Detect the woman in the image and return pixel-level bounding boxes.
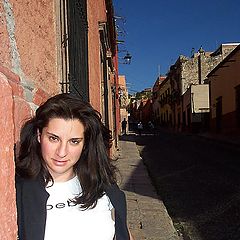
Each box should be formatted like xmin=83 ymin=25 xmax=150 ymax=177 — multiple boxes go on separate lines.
xmin=16 ymin=93 xmax=133 ymax=240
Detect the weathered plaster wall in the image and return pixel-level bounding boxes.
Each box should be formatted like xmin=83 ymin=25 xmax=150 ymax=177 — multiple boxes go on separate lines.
xmin=0 ymin=0 xmax=62 ymax=135
xmin=1 ymin=0 xmax=60 ymax=103
xmin=0 ymin=72 xmax=17 ymax=240
xmin=0 ymin=2 xmax=11 ymax=68
xmin=0 ymin=1 xmax=61 ymax=238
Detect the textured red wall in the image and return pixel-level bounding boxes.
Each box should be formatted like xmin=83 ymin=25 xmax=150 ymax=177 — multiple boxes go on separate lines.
xmin=0 ymin=1 xmax=60 ymax=238
xmin=87 ymin=0 xmax=106 ymax=111
xmin=11 ymin=0 xmax=59 ymax=94
xmin=0 ymin=72 xmax=18 ymax=239
xmin=0 ymin=0 xmax=61 ymax=139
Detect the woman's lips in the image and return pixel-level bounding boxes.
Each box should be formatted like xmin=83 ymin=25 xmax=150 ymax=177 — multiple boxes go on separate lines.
xmin=52 ymin=159 xmax=68 ymax=166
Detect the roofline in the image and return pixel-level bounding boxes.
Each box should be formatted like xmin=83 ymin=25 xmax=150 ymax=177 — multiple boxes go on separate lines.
xmin=160 ymin=76 xmax=170 ymax=86
xmin=207 ymin=44 xmax=240 ymax=78
xmin=221 ymin=43 xmax=240 ymax=46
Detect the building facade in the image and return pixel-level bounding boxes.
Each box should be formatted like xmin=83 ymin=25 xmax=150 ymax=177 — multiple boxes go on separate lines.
xmin=182 ymin=84 xmax=210 ymax=132
xmin=138 ymin=98 xmax=153 ymax=125
xmin=157 ymin=77 xmax=172 ymax=127
xmin=118 ymin=75 xmax=129 ymax=127
xmin=169 ymin=44 xmax=239 ymax=131
xmin=208 ymin=44 xmax=240 ymax=134
xmin=152 ymin=76 xmax=166 ymax=125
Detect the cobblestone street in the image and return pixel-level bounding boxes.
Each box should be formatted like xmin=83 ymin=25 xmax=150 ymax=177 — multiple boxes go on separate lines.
xmin=134 ymin=129 xmax=240 ymax=240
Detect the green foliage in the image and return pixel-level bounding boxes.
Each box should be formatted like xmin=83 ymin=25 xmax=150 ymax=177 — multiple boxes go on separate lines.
xmin=135 ymin=90 xmax=152 ymax=100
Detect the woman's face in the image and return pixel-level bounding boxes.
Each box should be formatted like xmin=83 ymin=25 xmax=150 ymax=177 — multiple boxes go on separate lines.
xmin=38 ymin=118 xmax=85 ymax=182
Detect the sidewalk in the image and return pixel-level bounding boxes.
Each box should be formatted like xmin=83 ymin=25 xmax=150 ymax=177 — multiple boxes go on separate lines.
xmin=116 ymin=135 xmax=182 ymax=240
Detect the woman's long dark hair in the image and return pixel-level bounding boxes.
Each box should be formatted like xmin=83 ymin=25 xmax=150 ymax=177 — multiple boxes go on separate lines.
xmin=16 ymin=93 xmax=116 ymax=209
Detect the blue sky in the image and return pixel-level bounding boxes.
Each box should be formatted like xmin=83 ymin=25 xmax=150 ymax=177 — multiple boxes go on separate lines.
xmin=113 ymin=0 xmax=240 ymax=93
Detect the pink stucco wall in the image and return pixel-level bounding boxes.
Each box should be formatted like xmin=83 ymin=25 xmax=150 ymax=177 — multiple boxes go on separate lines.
xmin=0 ymin=0 xmax=61 ymax=142
xmin=0 ymin=72 xmax=18 ymax=239
xmin=12 ymin=0 xmax=59 ymax=93
xmin=0 ymin=1 xmax=61 ymax=238
xmin=87 ymin=0 xmax=107 ymax=111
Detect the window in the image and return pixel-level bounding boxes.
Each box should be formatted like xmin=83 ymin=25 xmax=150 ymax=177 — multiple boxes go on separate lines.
xmin=59 ymin=0 xmax=89 ymax=101
xmin=167 ymin=88 xmax=170 ymax=95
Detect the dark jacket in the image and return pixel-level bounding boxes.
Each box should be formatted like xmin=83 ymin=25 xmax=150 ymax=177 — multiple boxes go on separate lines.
xmin=16 ymin=176 xmax=130 ymax=240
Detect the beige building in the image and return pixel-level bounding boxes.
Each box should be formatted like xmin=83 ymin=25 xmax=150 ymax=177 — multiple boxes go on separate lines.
xmin=208 ymin=44 xmax=240 ymax=134
xmin=158 ymin=77 xmax=172 ymax=126
xmin=182 ymin=84 xmax=210 ymax=131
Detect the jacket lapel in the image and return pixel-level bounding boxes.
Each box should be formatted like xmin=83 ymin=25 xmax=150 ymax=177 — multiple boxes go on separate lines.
xmin=105 ymin=184 xmax=130 ymax=240
xmin=22 ymin=177 xmax=49 ymax=240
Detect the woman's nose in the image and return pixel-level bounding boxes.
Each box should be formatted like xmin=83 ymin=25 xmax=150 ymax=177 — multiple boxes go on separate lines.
xmin=56 ymin=142 xmax=68 ymax=157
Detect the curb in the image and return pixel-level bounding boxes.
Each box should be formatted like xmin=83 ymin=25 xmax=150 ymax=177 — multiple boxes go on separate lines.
xmin=117 ymin=138 xmax=182 ymax=240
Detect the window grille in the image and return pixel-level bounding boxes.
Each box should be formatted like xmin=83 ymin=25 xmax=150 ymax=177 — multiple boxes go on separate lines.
xmin=59 ymin=0 xmax=89 ymax=101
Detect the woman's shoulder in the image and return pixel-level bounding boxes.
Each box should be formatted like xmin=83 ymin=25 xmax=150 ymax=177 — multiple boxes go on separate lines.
xmin=15 ymin=175 xmax=24 ymax=186
xmin=15 ymin=174 xmax=45 ymax=189
xmin=105 ymin=183 xmax=123 ymax=194
xmin=105 ymin=183 xmax=126 ymax=207
xmin=15 ymin=174 xmax=49 ymax=204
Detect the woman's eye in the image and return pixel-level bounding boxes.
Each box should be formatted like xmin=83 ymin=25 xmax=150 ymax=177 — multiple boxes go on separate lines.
xmin=49 ymin=136 xmax=58 ymax=142
xmin=71 ymin=139 xmax=80 ymax=145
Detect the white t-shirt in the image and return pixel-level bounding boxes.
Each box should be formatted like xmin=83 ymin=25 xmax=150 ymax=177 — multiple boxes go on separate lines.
xmin=44 ymin=176 xmax=115 ymax=240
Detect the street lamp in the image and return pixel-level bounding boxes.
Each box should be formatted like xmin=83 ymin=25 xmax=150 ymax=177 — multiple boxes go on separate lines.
xmin=123 ymin=52 xmax=132 ymax=64
xmin=118 ymin=51 xmax=132 ymax=64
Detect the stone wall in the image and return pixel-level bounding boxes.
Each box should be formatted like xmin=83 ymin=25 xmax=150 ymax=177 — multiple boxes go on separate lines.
xmin=181 ymin=52 xmax=222 ymax=94
xmin=182 ymin=56 xmax=198 ymax=93
xmin=180 ymin=46 xmax=237 ymax=95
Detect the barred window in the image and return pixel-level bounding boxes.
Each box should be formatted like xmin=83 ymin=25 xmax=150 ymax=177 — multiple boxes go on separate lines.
xmin=59 ymin=0 xmax=89 ymax=101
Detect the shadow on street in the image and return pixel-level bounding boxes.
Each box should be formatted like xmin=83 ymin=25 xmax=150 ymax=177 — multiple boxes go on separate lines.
xmin=118 ymin=133 xmax=161 ymax=200
xmin=122 ymin=129 xmax=240 ymax=240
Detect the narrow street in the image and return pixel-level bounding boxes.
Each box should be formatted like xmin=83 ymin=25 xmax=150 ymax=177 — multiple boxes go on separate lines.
xmin=134 ymin=129 xmax=240 ymax=240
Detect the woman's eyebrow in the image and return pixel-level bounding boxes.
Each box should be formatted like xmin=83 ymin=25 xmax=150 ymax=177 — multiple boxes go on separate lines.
xmin=46 ymin=132 xmax=59 ymax=137
xmin=70 ymin=137 xmax=84 ymax=141
xmin=46 ymin=132 xmax=83 ymax=140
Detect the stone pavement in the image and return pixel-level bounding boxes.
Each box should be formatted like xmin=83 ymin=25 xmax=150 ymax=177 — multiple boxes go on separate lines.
xmin=197 ymin=131 xmax=240 ymax=150
xmin=115 ymin=135 xmax=182 ymax=240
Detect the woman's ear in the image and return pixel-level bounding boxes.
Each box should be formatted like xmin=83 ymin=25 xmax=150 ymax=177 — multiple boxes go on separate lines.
xmin=37 ymin=129 xmax=41 ymax=143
